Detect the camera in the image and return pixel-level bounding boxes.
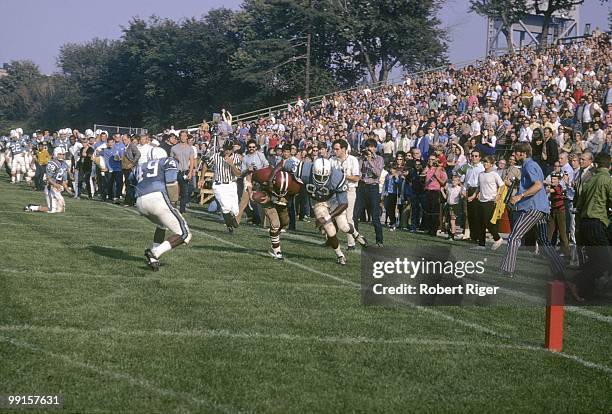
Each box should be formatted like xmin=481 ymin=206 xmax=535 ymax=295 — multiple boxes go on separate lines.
xmin=361 ymin=148 xmax=371 ymax=157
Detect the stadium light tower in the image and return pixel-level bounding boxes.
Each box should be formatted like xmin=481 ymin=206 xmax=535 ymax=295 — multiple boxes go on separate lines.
xmin=486 ymin=2 xmax=581 ymax=56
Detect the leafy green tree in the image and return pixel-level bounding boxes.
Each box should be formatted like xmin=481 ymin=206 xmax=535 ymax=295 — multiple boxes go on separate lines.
xmin=469 ymin=0 xmax=528 ymax=53
xmin=328 ymin=0 xmax=447 ymax=82
xmin=533 ymin=0 xmax=585 ymax=49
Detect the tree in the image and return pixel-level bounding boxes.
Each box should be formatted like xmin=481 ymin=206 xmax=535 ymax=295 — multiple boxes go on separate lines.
xmin=533 ymin=0 xmax=584 ymax=49
xmin=0 ymin=61 xmax=52 ymax=131
xmin=469 ymin=0 xmax=528 ymax=53
xmin=328 ymin=0 xmax=447 ymax=83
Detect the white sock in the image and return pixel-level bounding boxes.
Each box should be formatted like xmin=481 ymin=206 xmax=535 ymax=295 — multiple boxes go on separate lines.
xmin=31 ymin=205 xmax=40 ymax=211
xmin=273 ymin=246 xmax=281 ymax=254
xmin=11 ymin=176 xmax=15 ymax=183
xmin=151 ymin=241 xmax=172 ymax=258
xmin=334 ymin=247 xmax=343 ymax=257
xmin=16 ymin=173 xmax=21 ymax=182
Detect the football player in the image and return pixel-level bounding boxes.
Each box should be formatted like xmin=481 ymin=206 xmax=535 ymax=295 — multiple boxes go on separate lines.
xmin=9 ymin=130 xmax=27 ymax=184
xmin=132 ymin=149 xmax=192 ymax=271
xmin=249 ymin=167 xmax=300 ymax=260
xmin=24 ymin=147 xmax=71 ymax=213
xmin=288 ymin=157 xmax=368 ymax=265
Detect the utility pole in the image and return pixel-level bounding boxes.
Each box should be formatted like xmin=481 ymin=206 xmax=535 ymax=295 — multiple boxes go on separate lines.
xmin=305 ymin=33 xmax=311 ymax=99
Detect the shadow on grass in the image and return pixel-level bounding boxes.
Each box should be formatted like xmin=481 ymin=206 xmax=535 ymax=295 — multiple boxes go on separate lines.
xmin=85 ymin=246 xmax=143 ymax=262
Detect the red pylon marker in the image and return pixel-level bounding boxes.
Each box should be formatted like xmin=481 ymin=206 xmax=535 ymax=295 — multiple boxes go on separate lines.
xmin=545 ymin=281 xmax=565 ymax=352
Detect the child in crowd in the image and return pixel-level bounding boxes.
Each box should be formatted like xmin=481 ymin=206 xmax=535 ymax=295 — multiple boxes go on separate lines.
xmin=547 ymin=172 xmax=571 ymax=258
xmin=441 ymin=174 xmax=462 ymax=240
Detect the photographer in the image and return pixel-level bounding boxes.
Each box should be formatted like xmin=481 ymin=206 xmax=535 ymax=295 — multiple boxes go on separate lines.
xmin=354 ymin=139 xmax=384 ymax=246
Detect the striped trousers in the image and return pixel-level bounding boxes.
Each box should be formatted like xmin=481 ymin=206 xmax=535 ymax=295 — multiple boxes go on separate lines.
xmin=500 ymin=209 xmax=566 ymax=277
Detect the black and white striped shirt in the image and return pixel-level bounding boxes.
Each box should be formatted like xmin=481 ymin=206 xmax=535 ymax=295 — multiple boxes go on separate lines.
xmin=204 ymin=151 xmax=242 ymax=184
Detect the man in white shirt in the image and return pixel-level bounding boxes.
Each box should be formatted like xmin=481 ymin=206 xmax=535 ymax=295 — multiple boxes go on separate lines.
xmin=519 ymin=119 xmax=533 ymax=142
xmin=331 ymin=138 xmax=361 ymax=250
xmin=457 ymin=150 xmax=485 ymax=242
xmin=137 ymin=134 xmax=154 ymax=165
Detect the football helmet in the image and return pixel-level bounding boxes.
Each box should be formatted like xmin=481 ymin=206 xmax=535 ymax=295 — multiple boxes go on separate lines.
xmin=53 ymin=147 xmax=66 ymax=159
xmin=312 ymin=158 xmax=332 ymax=186
xmin=150 ymin=147 xmax=167 ymax=160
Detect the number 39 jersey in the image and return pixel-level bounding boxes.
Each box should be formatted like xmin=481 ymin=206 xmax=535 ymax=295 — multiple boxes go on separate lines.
xmin=285 ymin=159 xmax=348 ymax=204
xmin=133 ymin=157 xmax=179 ymax=198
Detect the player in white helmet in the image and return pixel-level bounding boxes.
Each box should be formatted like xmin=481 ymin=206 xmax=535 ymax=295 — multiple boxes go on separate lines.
xmin=24 ymin=147 xmax=71 ymax=213
xmin=284 ymin=156 xmax=368 ymax=265
xmin=131 ymin=145 xmax=191 ymax=271
xmin=9 ymin=129 xmax=27 ymax=184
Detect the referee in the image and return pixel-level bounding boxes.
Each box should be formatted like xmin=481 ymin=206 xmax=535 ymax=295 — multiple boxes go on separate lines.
xmin=199 ymin=140 xmax=242 ymax=233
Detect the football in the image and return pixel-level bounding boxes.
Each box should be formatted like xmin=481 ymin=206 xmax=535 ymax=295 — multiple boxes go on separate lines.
xmin=250 ymin=190 xmax=269 ymax=204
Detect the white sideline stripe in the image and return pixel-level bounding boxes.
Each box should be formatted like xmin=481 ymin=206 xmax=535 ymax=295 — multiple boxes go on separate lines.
xmin=0 ymin=267 xmax=349 ymax=291
xmin=0 ymin=324 xmax=543 ymax=352
xmin=115 ymin=205 xmax=612 ymax=375
xmin=2 ymin=324 xmax=611 ymax=375
xmin=0 ymin=335 xmax=241 ymax=414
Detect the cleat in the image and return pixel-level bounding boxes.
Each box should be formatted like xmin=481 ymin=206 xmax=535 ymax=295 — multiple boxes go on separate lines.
xmin=376 ymin=242 xmax=384 ymax=248
xmin=268 ymin=250 xmax=284 ymax=260
xmin=23 ymin=204 xmax=33 ymax=212
xmin=355 ymin=233 xmax=368 ymax=248
xmin=336 ymin=255 xmax=347 ymax=266
xmin=144 ymin=249 xmax=160 ymax=271
xmin=227 ymin=226 xmax=234 ymax=234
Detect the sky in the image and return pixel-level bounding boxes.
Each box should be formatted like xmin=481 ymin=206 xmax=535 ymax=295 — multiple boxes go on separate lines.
xmin=0 ymin=0 xmax=609 ymax=75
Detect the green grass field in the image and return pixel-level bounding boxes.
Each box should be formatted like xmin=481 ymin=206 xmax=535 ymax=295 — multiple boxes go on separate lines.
xmin=0 ymin=178 xmax=610 ymax=413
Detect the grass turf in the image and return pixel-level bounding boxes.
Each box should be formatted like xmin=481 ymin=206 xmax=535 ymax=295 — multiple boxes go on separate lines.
xmin=0 ymin=179 xmax=610 ymax=413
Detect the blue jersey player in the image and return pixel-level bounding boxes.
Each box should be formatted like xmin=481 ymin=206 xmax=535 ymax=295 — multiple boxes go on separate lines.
xmin=8 ymin=133 xmax=28 ymax=184
xmin=24 ymin=147 xmax=71 ymax=213
xmin=286 ymin=157 xmax=367 ymax=265
xmin=132 ymin=155 xmax=192 ymax=271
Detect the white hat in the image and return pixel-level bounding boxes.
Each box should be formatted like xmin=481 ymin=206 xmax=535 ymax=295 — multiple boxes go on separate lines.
xmin=85 ymin=129 xmax=94 ymax=138
xmin=95 ymin=129 xmax=103 ymax=136
xmin=15 ymin=128 xmax=23 ymax=135
xmin=9 ymin=130 xmax=18 ymax=138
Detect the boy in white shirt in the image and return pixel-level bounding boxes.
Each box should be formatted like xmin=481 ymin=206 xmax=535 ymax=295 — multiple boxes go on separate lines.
xmin=441 ymin=175 xmax=462 ymax=240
